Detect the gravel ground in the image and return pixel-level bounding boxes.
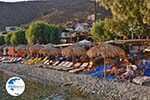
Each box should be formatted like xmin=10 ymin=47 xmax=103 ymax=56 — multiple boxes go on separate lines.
xmin=0 ymin=63 xmax=150 ymax=100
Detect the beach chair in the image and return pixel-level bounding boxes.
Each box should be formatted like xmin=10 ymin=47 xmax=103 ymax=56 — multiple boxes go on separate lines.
xmin=34 ymin=58 xmax=43 ymax=64
xmin=48 ymin=61 xmax=60 ymax=69
xmin=23 ymin=57 xmax=34 ymax=64
xmin=40 ymin=57 xmax=49 ymax=63
xmin=143 ymin=68 xmax=150 ymax=76
xmin=85 ymin=65 xmax=104 ymax=74
xmin=56 ymin=61 xmax=73 ymax=70
xmin=28 ymin=57 xmax=40 ymax=64
xmin=2 ymin=57 xmax=13 ymax=63
xmin=54 ymin=61 xmax=67 ymax=69
xmin=10 ymin=57 xmax=17 ymax=63
xmin=62 ymin=62 xmax=74 ymax=71
xmin=43 ymin=59 xmax=50 ymax=65
xmin=103 ymin=74 xmax=115 ymax=80
xmin=53 ymin=61 xmax=60 ymax=66
xmin=54 ymin=61 xmax=71 ymax=70
xmin=73 ymin=62 xmax=82 ymax=68
xmin=90 ymin=65 xmax=112 ymax=78
xmin=0 ymin=57 xmax=6 ymax=62
xmin=4 ymin=57 xmax=13 ymax=63
xmin=48 ymin=60 xmax=53 ymax=65
xmin=133 ymin=76 xmax=150 ymax=85
xmin=69 ymin=63 xmax=89 ymax=73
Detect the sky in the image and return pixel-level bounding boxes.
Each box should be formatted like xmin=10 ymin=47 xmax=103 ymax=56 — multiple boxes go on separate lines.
xmin=0 ymin=0 xmax=28 ymax=2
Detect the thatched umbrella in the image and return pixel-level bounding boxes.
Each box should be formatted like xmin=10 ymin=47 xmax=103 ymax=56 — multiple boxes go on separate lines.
xmin=87 ymin=43 xmax=126 ymax=76
xmin=39 ymin=46 xmax=60 ymax=56
xmin=61 ymin=45 xmax=87 ymax=57
xmin=29 ymin=44 xmax=44 ymax=56
xmin=15 ymin=45 xmax=26 ymax=52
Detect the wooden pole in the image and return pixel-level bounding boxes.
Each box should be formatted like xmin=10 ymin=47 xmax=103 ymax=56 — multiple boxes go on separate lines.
xmin=94 ymin=0 xmax=97 ymax=23
xmin=104 ymin=56 xmax=107 ymax=77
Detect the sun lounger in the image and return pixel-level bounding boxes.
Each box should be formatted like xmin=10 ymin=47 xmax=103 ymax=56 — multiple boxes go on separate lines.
xmin=43 ymin=59 xmax=50 ymax=65
xmin=6 ymin=57 xmax=14 ymax=63
xmin=54 ymin=61 xmax=71 ymax=70
xmin=47 ymin=61 xmax=60 ymax=69
xmin=69 ymin=63 xmax=89 ymax=73
xmin=62 ymin=62 xmax=74 ymax=71
xmin=40 ymin=57 xmax=49 ymax=63
xmin=73 ymin=63 xmax=82 ymax=68
xmin=143 ymin=68 xmax=150 ymax=76
xmin=11 ymin=57 xmax=18 ymax=63
xmin=0 ymin=57 xmax=6 ymax=62
xmin=23 ymin=57 xmax=35 ymax=64
xmin=54 ymin=61 xmax=67 ymax=69
xmin=103 ymin=74 xmax=115 ymax=80
xmin=90 ymin=65 xmax=112 ymax=78
xmin=133 ymin=76 xmax=150 ymax=85
xmin=2 ymin=57 xmax=13 ymax=63
xmin=85 ymin=65 xmax=104 ymax=74
xmin=48 ymin=60 xmax=53 ymax=65
xmin=52 ymin=61 xmax=60 ymax=66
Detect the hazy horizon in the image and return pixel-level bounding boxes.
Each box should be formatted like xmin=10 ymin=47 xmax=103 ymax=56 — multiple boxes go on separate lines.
xmin=0 ymin=0 xmax=44 ymax=2
xmin=0 ymin=0 xmax=28 ymax=2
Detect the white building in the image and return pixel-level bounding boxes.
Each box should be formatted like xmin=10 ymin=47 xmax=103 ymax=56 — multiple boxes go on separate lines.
xmin=75 ymin=23 xmax=90 ymax=32
xmin=5 ymin=26 xmax=22 ymax=32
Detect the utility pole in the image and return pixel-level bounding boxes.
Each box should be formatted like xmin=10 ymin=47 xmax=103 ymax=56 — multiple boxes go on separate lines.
xmin=94 ymin=0 xmax=97 ymax=23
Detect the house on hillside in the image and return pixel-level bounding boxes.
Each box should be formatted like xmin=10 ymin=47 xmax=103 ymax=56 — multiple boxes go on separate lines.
xmin=5 ymin=26 xmax=22 ymax=33
xmin=75 ymin=23 xmax=91 ymax=33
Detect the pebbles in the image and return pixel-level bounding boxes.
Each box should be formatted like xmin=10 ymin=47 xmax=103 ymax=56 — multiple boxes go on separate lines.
xmin=0 ymin=63 xmax=150 ymax=100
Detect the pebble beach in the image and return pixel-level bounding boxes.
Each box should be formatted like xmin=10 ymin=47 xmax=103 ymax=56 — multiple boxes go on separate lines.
xmin=0 ymin=63 xmax=150 ymax=100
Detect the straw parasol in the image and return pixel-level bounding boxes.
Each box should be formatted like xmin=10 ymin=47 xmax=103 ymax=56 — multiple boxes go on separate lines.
xmin=61 ymin=45 xmax=87 ymax=57
xmin=29 ymin=44 xmax=44 ymax=56
xmin=87 ymin=43 xmax=126 ymax=76
xmin=39 ymin=46 xmax=60 ymax=56
xmin=15 ymin=45 xmax=27 ymax=52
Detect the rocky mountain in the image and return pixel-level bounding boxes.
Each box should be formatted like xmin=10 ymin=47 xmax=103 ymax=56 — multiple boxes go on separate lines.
xmin=0 ymin=0 xmax=111 ymax=30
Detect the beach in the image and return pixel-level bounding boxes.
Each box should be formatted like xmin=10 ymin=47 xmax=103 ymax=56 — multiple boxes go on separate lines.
xmin=0 ymin=63 xmax=150 ymax=100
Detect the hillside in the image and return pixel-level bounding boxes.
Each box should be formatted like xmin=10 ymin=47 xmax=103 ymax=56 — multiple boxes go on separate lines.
xmin=0 ymin=0 xmax=111 ymax=30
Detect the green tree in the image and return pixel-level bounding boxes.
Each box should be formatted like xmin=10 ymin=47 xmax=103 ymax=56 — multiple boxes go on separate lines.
xmin=97 ymin=0 xmax=150 ymax=38
xmin=5 ymin=33 xmax=12 ymax=45
xmin=0 ymin=35 xmax=5 ymax=46
xmin=91 ymin=21 xmax=114 ymax=42
xmin=104 ymin=19 xmax=130 ymax=39
xmin=10 ymin=30 xmax=27 ymax=45
xmin=26 ymin=21 xmax=62 ymax=45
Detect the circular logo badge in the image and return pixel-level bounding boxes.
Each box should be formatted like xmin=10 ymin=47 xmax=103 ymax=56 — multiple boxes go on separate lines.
xmin=6 ymin=77 xmax=25 ymax=96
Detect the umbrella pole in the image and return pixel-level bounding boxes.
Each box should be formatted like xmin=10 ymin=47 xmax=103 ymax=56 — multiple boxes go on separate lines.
xmin=104 ymin=57 xmax=107 ymax=77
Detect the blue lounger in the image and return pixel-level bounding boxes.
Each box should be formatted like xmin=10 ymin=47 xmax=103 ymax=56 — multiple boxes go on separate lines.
xmin=91 ymin=71 xmax=104 ymax=78
xmin=90 ymin=65 xmax=112 ymax=78
xmin=85 ymin=65 xmax=103 ymax=74
xmin=104 ymin=74 xmax=115 ymax=80
xmin=143 ymin=68 xmax=150 ymax=76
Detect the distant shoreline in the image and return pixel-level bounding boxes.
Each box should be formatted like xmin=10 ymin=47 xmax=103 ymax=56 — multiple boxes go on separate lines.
xmin=0 ymin=63 xmax=150 ymax=100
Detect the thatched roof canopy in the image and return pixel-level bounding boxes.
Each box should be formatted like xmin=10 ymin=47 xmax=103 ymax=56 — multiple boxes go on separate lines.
xmin=61 ymin=45 xmax=87 ymax=57
xmin=39 ymin=46 xmax=60 ymax=56
xmin=87 ymin=43 xmax=126 ymax=58
xmin=29 ymin=44 xmax=44 ymax=55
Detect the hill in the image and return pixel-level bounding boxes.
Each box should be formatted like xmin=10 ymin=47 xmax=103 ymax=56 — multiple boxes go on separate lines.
xmin=0 ymin=0 xmax=111 ymax=30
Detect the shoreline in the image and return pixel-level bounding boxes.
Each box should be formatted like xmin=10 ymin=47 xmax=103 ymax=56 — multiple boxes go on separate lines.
xmin=0 ymin=63 xmax=150 ymax=100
